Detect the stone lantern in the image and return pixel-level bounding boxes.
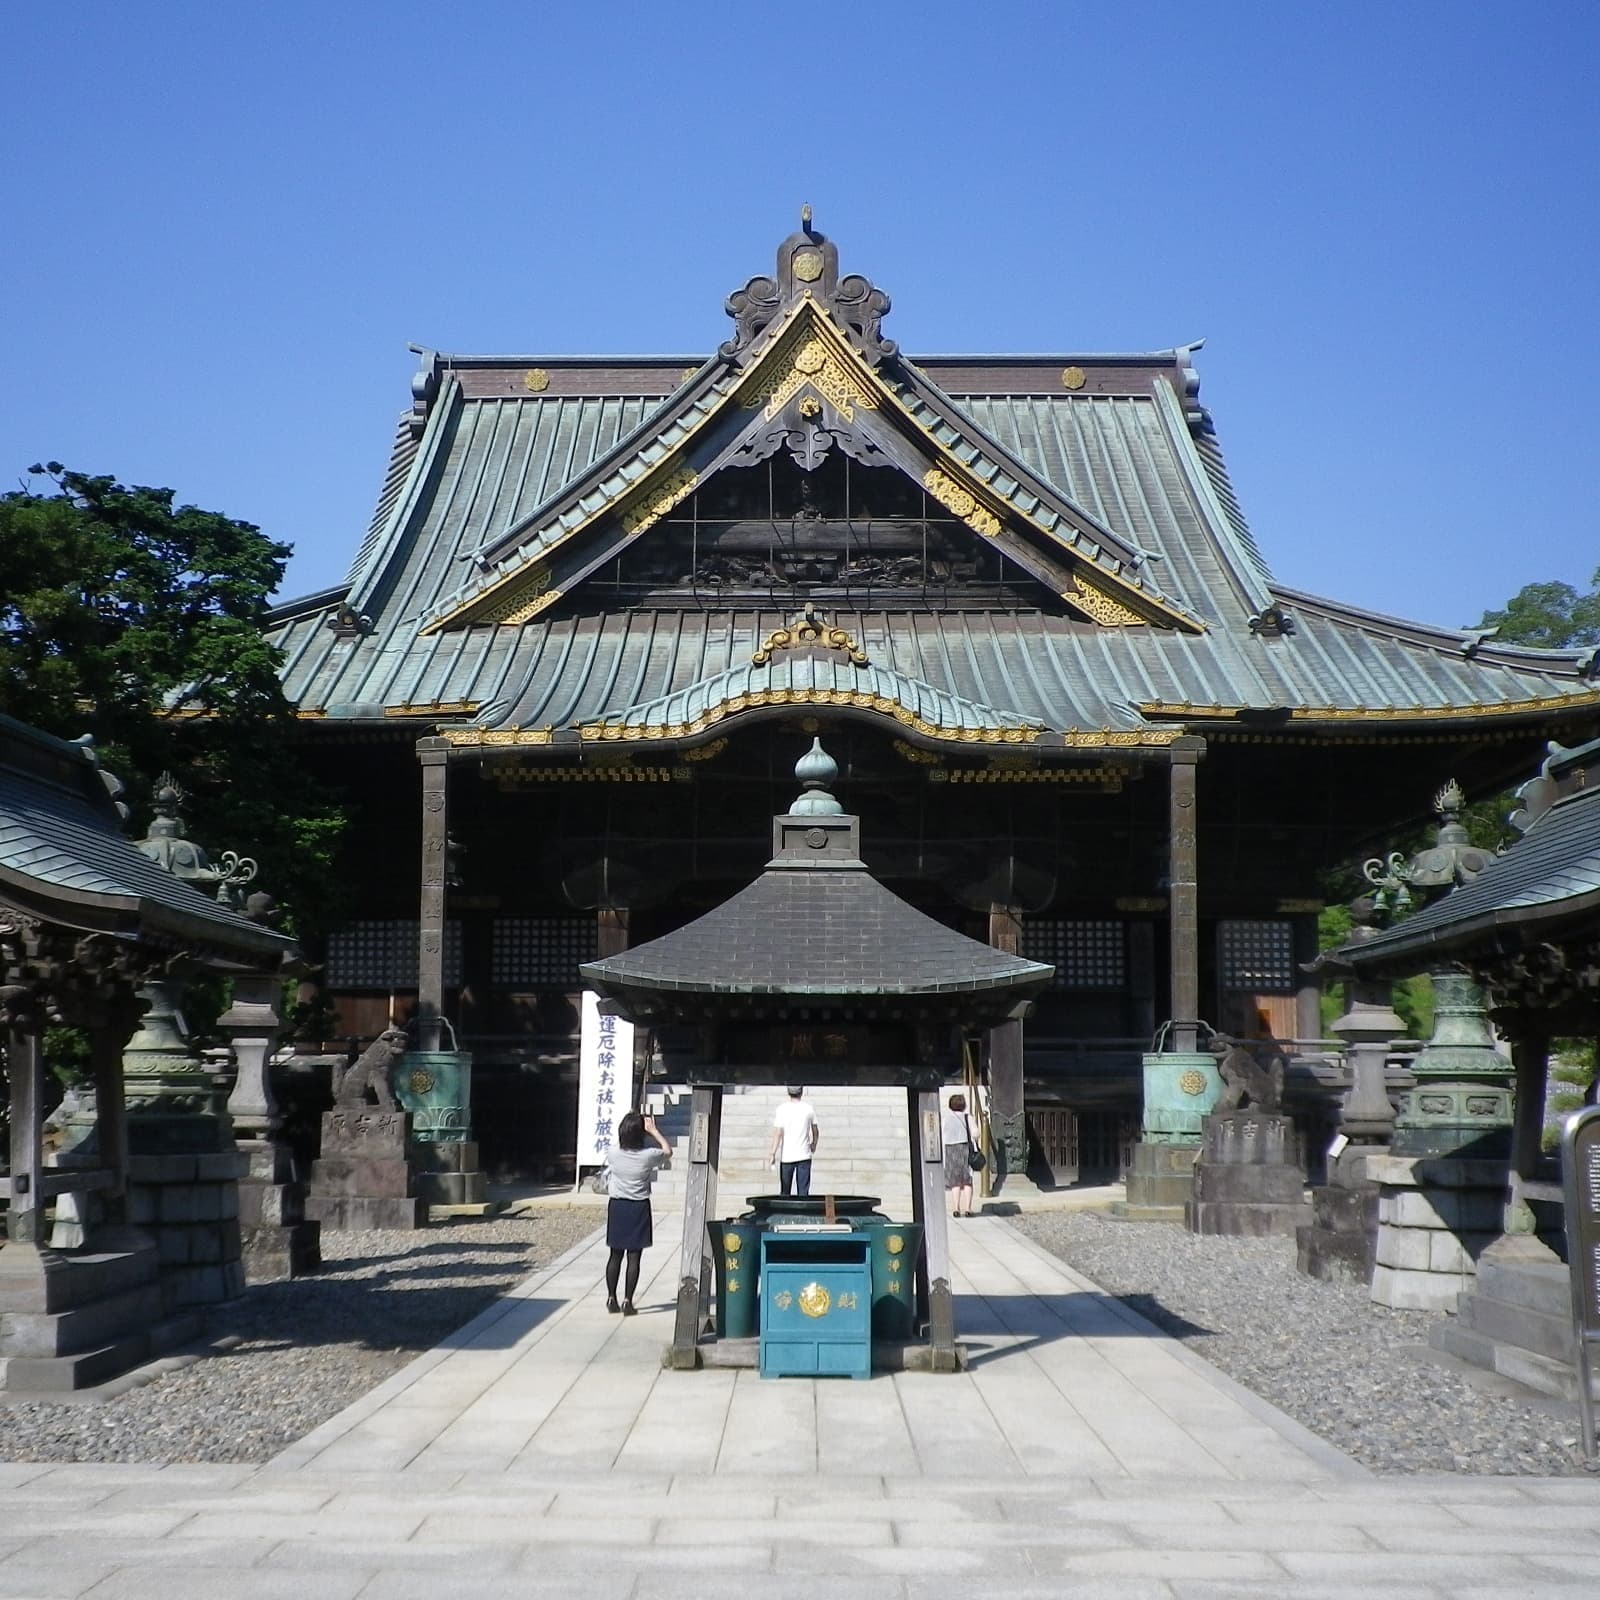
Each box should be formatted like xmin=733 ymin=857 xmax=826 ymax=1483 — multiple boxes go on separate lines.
xmin=1362 ymin=779 xmax=1511 ymax=1159
xmin=1360 ymin=780 xmax=1512 ymax=1311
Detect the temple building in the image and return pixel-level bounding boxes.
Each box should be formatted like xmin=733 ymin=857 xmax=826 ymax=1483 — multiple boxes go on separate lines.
xmin=265 ymin=217 xmax=1600 ymax=1183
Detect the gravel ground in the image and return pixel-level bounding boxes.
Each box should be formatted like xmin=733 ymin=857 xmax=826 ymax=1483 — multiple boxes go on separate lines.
xmin=0 ymin=1207 xmax=600 ymax=1464
xmin=1013 ymin=1210 xmax=1595 ymax=1477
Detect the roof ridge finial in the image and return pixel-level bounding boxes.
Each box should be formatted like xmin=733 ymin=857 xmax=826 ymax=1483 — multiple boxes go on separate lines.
xmin=790 ymin=737 xmax=843 ymax=816
xmin=801 ymin=202 xmax=813 ymax=235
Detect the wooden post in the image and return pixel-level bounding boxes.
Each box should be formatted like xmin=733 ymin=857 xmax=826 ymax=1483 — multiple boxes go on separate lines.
xmin=417 ymin=738 xmax=450 ymax=1052
xmin=4 ymin=1026 xmax=45 ymax=1246
xmin=1510 ymin=1031 xmax=1550 ymax=1182
xmin=669 ymin=1083 xmax=721 ymax=1368
xmin=1167 ymin=737 xmax=1206 ymax=1052
xmin=914 ymin=1086 xmax=957 ymax=1370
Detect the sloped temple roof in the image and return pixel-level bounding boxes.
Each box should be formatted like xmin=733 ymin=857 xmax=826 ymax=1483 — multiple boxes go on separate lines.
xmin=267 ymin=223 xmax=1600 ymax=751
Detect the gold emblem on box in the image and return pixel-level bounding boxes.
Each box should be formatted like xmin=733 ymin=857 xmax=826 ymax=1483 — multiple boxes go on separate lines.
xmin=408 ymin=1068 xmax=436 ymax=1094
xmin=1178 ymin=1069 xmax=1208 ymax=1096
xmin=725 ymin=1233 xmax=742 ymax=1253
xmin=798 ymin=1281 xmax=831 ymax=1318
xmin=886 ymin=1235 xmax=904 ymax=1255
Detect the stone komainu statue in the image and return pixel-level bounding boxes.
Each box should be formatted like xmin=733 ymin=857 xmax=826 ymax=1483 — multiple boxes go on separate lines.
xmin=1216 ymin=1040 xmax=1286 ymax=1116
xmin=337 ymin=1027 xmax=407 ymax=1110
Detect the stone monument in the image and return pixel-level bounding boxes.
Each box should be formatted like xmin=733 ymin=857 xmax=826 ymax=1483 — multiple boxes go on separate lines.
xmin=305 ymin=1029 xmax=428 ymax=1230
xmin=1186 ymin=1041 xmax=1313 ymax=1236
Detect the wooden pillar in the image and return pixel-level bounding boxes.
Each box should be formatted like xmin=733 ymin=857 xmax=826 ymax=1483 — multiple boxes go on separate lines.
xmin=987 ymin=909 xmax=1027 ymax=1188
xmin=1510 ymin=1030 xmax=1550 ymax=1181
xmin=4 ymin=1026 xmax=45 ymax=1246
xmin=1167 ymin=737 xmax=1206 ymax=1052
xmin=417 ymin=737 xmax=450 ymax=1052
xmin=89 ymin=1021 xmax=132 ymax=1227
xmin=912 ymin=1086 xmax=957 ymax=1370
xmin=669 ymin=1083 xmax=722 ymax=1369
xmin=1292 ymin=915 xmax=1322 ymax=1044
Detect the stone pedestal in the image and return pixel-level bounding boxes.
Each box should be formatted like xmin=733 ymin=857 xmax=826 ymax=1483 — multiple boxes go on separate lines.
xmin=1186 ymin=1112 xmax=1312 ymax=1237
xmin=1116 ymin=1141 xmax=1200 ymax=1219
xmin=0 ymin=1236 xmax=198 ymax=1392
xmin=1429 ymin=1240 xmax=1597 ymax=1400
xmin=237 ymin=1138 xmax=321 ymax=1278
xmin=306 ymin=1109 xmax=428 ymax=1231
xmin=1367 ymin=1152 xmax=1506 ymax=1311
xmin=125 ymin=1151 xmax=247 ymax=1307
xmin=1297 ymin=1146 xmax=1381 ymax=1281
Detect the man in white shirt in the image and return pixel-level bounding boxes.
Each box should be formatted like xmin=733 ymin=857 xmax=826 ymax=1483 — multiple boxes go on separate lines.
xmin=768 ymin=1085 xmax=820 ymax=1196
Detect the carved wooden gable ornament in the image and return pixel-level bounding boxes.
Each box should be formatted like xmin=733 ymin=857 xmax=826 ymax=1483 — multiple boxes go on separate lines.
xmin=424 ymin=214 xmax=1193 ymax=636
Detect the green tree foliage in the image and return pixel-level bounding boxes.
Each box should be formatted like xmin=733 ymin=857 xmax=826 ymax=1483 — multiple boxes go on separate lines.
xmin=0 ymin=465 xmax=346 ymax=937
xmin=1476 ymin=569 xmax=1600 ymax=650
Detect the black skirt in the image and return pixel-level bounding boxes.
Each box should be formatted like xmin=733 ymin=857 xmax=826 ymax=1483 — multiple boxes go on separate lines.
xmin=606 ymin=1196 xmax=653 ymax=1251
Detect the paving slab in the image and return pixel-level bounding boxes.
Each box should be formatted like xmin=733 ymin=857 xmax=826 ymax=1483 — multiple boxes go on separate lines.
xmin=1 ymin=1213 xmax=1598 ymax=1598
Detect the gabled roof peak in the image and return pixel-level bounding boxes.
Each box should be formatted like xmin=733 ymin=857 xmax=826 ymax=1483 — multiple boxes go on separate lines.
xmin=721 ymin=213 xmax=895 ymax=365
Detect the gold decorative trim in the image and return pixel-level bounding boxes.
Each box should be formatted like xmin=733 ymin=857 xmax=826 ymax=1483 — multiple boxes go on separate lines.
xmin=745 ymin=332 xmax=880 ymax=422
xmin=1140 ymin=691 xmax=1600 ymax=723
xmin=492 ymin=765 xmax=681 ymax=784
xmin=384 ymin=700 xmax=480 ymax=718
xmin=438 ymin=726 xmax=555 ymax=747
xmin=1116 ymin=896 xmax=1169 ymax=913
xmin=472 ymin=566 xmax=554 ymax=627
xmin=893 ymin=739 xmax=944 ymax=766
xmin=922 ymin=467 xmax=1002 ymax=537
xmin=680 ymin=736 xmax=729 ymax=763
xmin=1065 ymin=575 xmax=1145 ymax=627
xmin=522 ymin=369 xmax=550 ymax=393
xmin=752 ymin=605 xmax=868 ymax=667
xmin=621 ymin=465 xmax=698 ymax=535
xmin=1061 ymin=366 xmax=1087 ymax=391
xmin=1062 ymin=729 xmax=1179 ymax=748
xmin=946 ymin=766 xmax=1128 ymax=787
xmin=1276 ymin=898 xmax=1325 ymax=914
xmin=580 ymin=689 xmax=1043 ymax=746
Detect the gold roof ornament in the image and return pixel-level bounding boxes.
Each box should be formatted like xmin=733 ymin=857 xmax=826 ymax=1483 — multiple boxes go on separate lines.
xmin=522 ymin=369 xmax=550 ymax=393
xmin=752 ymin=603 xmax=869 ymax=667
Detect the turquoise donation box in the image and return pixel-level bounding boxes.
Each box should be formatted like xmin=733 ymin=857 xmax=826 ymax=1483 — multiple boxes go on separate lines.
xmin=759 ymin=1228 xmax=872 ymax=1380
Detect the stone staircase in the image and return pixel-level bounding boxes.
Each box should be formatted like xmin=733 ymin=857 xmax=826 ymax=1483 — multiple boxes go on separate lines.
xmin=646 ymin=1085 xmax=917 ymax=1216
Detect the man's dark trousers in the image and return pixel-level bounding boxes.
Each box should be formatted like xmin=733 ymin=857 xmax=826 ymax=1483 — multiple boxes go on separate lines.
xmin=779 ymin=1159 xmax=812 ymax=1197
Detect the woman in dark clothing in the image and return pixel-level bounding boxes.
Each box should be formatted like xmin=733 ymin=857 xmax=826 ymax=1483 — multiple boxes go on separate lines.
xmin=603 ymin=1109 xmax=672 ymax=1314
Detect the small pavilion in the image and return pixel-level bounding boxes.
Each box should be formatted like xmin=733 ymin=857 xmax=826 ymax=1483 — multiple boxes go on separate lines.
xmin=582 ymin=739 xmax=1051 ymax=1370
xmin=0 ymin=714 xmax=293 ymax=1389
xmin=1340 ymin=735 xmax=1600 ymax=1394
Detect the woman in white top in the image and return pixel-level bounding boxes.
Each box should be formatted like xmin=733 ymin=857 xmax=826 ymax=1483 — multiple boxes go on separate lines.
xmin=604 ymin=1110 xmax=671 ymax=1314
xmin=942 ymin=1092 xmax=977 ymax=1218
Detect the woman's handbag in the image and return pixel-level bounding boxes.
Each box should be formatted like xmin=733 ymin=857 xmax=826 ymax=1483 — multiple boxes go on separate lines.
xmin=966 ymin=1117 xmax=987 ymax=1172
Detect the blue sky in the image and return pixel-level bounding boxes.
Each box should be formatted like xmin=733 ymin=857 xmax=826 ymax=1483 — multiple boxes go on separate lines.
xmin=4 ymin=1 xmax=1595 ymax=628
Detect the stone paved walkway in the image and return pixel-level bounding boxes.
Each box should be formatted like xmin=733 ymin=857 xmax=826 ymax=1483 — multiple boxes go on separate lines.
xmin=2 ymin=1217 xmax=1598 ymax=1598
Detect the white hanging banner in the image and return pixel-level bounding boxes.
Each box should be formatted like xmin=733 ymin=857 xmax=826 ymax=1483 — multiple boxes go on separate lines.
xmin=577 ymin=991 xmax=633 ymax=1172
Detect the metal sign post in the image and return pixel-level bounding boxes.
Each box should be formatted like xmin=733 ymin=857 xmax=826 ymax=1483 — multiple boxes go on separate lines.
xmin=1560 ymin=1105 xmax=1600 ymax=1460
